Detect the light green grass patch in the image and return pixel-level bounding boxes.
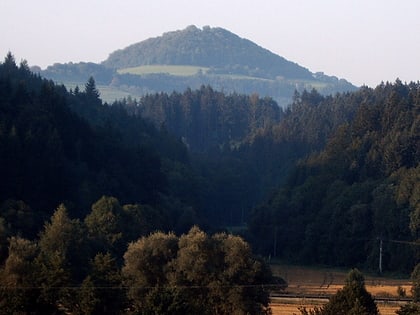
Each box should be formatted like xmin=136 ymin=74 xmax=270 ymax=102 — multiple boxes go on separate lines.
xmin=118 ymin=65 xmax=209 ymax=76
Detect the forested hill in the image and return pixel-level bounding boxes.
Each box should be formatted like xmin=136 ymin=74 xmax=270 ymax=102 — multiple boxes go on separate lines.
xmin=41 ymin=26 xmax=356 ymax=106
xmin=0 ymin=53 xmax=290 ymax=237
xmin=249 ymin=81 xmax=420 ymax=272
xmin=103 ymin=25 xmax=312 ymax=80
xmin=0 ymin=53 xmax=198 ymax=236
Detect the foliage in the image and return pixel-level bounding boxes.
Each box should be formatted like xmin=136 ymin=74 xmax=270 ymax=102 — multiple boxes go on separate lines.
xmin=0 ymin=236 xmax=46 ymax=314
xmin=85 ymin=196 xmax=125 ymax=256
xmin=249 ymin=81 xmax=420 ymax=272
xmin=0 ymin=53 xmax=191 ymax=230
xmin=0 ymin=196 xmax=188 ymax=314
xmin=36 ymin=204 xmax=88 ymax=310
xmin=75 ymin=253 xmax=125 ymax=315
xmin=132 ymin=86 xmax=283 ymax=152
xmin=122 ymin=226 xmax=273 ymax=315
xmin=41 ymin=61 xmax=114 ymax=84
xmin=1 ymin=53 xmax=420 ymax=314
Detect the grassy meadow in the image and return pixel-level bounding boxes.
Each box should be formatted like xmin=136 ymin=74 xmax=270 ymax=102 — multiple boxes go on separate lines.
xmin=117 ymin=65 xmax=209 ymax=76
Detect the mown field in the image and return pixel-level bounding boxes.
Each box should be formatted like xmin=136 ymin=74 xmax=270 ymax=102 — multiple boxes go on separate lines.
xmin=117 ymin=65 xmax=210 ymax=76
xmin=270 ymin=302 xmax=403 ymax=315
xmin=116 ymin=64 xmax=273 ymax=81
xmin=270 ymin=264 xmax=412 ymax=315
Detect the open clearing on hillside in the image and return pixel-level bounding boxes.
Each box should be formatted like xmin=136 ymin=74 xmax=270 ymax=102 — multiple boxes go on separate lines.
xmin=117 ymin=65 xmax=275 ymax=81
xmin=270 ymin=264 xmax=412 ymax=315
xmin=118 ymin=65 xmax=210 ymax=76
xmin=58 ymin=81 xmax=135 ymax=103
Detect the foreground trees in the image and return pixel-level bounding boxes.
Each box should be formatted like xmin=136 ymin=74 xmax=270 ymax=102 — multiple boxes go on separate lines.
xmin=123 ymin=226 xmax=273 ymax=315
xmin=0 ymin=202 xmax=274 ymax=314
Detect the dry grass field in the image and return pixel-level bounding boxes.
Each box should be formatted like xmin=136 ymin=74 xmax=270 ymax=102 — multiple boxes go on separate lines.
xmin=270 ymin=302 xmax=403 ymax=315
xmin=269 ymin=264 xmax=412 ymax=315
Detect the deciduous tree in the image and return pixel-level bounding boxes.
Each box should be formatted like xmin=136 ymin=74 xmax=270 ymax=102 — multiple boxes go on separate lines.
xmin=36 ymin=204 xmax=88 ymax=311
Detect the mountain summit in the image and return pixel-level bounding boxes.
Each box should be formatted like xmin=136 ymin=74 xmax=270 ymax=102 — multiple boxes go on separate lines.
xmin=102 ymin=25 xmax=312 ymax=80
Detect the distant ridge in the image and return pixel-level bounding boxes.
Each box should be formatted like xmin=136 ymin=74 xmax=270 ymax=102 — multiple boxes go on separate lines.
xmin=102 ymin=25 xmax=313 ymax=80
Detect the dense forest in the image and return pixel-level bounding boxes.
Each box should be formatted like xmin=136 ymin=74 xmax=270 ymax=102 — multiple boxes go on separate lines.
xmin=0 ymin=53 xmax=419 ymax=313
xmin=0 ymin=54 xmax=277 ymax=314
xmin=248 ymin=81 xmax=420 ymax=272
xmin=129 ymin=85 xmax=419 ymax=271
xmin=115 ymin=80 xmax=420 ymax=273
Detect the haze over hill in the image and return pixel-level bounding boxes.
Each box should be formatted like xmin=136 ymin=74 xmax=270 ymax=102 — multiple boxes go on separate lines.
xmin=41 ymin=26 xmax=356 ymax=106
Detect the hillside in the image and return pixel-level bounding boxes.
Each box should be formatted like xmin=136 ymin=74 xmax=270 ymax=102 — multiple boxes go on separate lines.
xmin=41 ymin=26 xmax=357 ymax=106
xmin=102 ymin=25 xmax=312 ymax=80
xmin=249 ymin=81 xmax=420 ymax=273
xmin=0 ymin=54 xmax=198 ymax=234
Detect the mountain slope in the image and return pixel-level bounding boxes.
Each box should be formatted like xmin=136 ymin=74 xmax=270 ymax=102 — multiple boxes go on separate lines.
xmin=103 ymin=25 xmax=312 ymax=80
xmin=0 ymin=54 xmax=185 ymax=219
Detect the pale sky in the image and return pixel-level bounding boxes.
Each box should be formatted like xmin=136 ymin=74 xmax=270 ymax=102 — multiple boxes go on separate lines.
xmin=1 ymin=0 xmax=419 ymax=87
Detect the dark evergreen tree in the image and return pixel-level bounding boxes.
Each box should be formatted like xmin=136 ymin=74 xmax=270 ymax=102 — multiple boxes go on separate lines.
xmin=84 ymin=76 xmax=101 ymax=103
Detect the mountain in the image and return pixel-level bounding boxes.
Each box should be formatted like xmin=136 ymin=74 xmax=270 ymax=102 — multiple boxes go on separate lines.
xmin=102 ymin=25 xmax=312 ymax=80
xmin=41 ymin=26 xmax=357 ymax=106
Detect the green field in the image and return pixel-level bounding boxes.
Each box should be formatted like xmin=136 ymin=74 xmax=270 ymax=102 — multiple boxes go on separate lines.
xmin=118 ymin=65 xmax=210 ymax=76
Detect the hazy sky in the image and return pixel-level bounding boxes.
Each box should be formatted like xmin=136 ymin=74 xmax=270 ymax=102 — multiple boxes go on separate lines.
xmin=1 ymin=0 xmax=419 ymax=87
